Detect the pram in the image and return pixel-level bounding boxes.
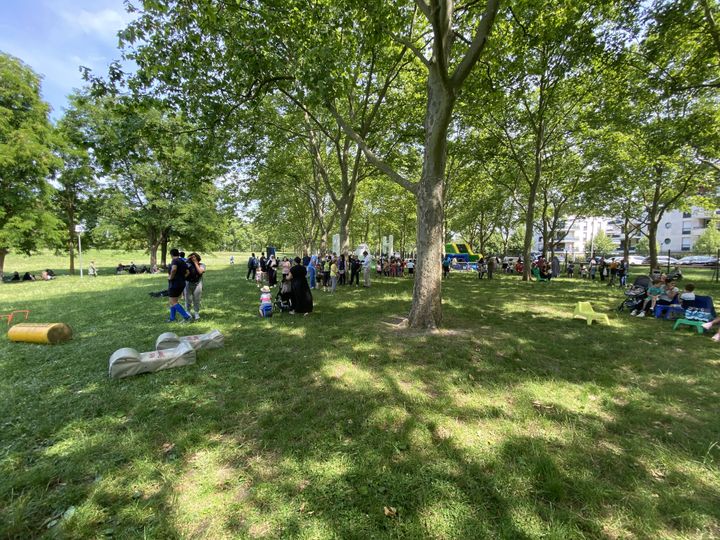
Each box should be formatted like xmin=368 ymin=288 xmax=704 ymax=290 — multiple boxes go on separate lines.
xmin=617 ymin=275 xmax=650 ymax=312
xmin=274 ymin=281 xmax=293 ymax=313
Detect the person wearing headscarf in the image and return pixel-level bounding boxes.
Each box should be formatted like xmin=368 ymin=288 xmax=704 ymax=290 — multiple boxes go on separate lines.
xmin=289 ymin=257 xmax=313 ymax=315
xmin=307 ymin=254 xmax=318 ymax=289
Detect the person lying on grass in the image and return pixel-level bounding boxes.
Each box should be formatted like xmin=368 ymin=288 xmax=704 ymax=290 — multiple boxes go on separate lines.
xmin=632 ymin=279 xmax=664 ymax=317
xmin=702 ymin=317 xmax=720 ymax=342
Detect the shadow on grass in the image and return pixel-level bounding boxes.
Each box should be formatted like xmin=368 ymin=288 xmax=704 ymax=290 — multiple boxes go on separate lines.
xmin=1 ymin=271 xmax=719 ymax=537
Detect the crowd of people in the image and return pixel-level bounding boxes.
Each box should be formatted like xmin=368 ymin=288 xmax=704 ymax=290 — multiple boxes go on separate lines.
xmin=6 ymin=269 xmax=56 ymax=282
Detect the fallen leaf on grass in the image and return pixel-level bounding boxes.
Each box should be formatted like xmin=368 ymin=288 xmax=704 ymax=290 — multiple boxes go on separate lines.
xmin=650 ymin=469 xmax=666 ymax=480
xmin=384 ymin=506 xmax=398 ymax=518
xmin=532 ymin=400 xmax=554 ymax=411
xmin=210 ymin=374 xmax=217 ymax=379
xmin=161 ymin=442 xmax=175 ymax=454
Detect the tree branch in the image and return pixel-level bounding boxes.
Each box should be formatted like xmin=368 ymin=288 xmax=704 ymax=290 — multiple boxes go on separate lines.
xmin=326 ymin=101 xmax=417 ymax=195
xmin=450 ymin=0 xmax=501 ymax=88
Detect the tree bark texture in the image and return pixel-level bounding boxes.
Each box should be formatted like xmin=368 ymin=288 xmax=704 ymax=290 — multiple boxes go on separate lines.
xmin=0 ymin=248 xmax=7 ymax=280
xmin=408 ymin=70 xmax=454 ymax=329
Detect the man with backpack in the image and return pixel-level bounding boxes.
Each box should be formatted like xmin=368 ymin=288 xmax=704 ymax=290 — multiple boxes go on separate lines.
xmin=247 ymin=253 xmax=257 ymax=280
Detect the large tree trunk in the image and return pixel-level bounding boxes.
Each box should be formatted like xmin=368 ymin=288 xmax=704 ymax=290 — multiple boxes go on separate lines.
xmin=150 ymin=243 xmax=159 ymax=268
xmin=648 ymin=220 xmax=659 ymax=269
xmin=0 ymin=248 xmax=7 ymax=280
xmin=408 ymin=72 xmax=454 ymax=329
xmin=339 ymin=209 xmax=351 ymax=255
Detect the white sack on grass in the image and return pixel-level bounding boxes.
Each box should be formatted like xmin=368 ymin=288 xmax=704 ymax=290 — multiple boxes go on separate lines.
xmin=155 ymin=329 xmax=224 ymax=351
xmin=109 ymin=341 xmax=196 ymax=379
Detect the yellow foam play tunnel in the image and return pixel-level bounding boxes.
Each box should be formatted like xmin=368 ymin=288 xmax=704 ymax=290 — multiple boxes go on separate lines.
xmin=8 ymin=323 xmax=73 ymax=344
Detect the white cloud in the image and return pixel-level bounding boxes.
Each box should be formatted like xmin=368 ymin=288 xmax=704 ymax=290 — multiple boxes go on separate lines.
xmin=58 ymin=7 xmax=133 ymax=44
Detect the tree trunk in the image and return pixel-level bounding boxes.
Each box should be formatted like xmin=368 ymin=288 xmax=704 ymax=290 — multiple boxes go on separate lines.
xmin=622 ymin=217 xmax=631 ymax=261
xmin=68 ymin=227 xmax=76 ymax=275
xmin=0 ymin=248 xmax=7 ymax=280
xmin=339 ymin=210 xmax=350 ymax=255
xmin=150 ymin=243 xmax=159 ymax=268
xmin=160 ymin=229 xmax=170 ymax=267
xmin=522 ymin=182 xmax=539 ymax=281
xmin=648 ymin=220 xmax=659 ymax=269
xmin=408 ymin=72 xmax=454 ymax=329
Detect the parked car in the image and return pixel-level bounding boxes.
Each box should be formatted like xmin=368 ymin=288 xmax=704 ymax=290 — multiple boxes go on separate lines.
xmin=679 ymin=255 xmax=718 ymax=266
xmin=626 ymin=255 xmax=646 ymax=265
xmin=641 ymin=255 xmax=679 ymax=265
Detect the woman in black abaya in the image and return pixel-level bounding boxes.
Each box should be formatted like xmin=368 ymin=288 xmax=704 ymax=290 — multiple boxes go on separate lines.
xmin=289 ymin=257 xmax=313 ymax=315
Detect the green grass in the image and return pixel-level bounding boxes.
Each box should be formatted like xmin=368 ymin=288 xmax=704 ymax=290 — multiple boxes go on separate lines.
xmin=1 ymin=257 xmax=720 ymax=539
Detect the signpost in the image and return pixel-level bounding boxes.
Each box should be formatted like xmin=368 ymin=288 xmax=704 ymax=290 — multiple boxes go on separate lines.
xmin=75 ymin=224 xmax=86 ymax=278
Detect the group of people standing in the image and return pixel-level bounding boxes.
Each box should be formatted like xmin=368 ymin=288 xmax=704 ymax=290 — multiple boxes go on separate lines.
xmin=166 ymin=249 xmax=206 ymax=322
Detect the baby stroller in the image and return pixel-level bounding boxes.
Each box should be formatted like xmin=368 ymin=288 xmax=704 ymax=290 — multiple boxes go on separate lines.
xmin=617 ymin=275 xmax=650 ymax=312
xmin=274 ymin=281 xmax=293 ymax=313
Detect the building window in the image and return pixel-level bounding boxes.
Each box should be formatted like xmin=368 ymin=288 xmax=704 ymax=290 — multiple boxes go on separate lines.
xmin=664 ymin=222 xmax=672 ymax=229
xmin=682 ymin=238 xmax=692 ymax=251
xmin=683 ymin=212 xmax=692 ymax=218
xmin=682 ymin=220 xmax=691 ymax=234
xmin=664 ymin=238 xmax=671 ymax=245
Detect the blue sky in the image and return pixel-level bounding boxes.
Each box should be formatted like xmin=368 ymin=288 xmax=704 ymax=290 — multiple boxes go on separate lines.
xmin=0 ymin=0 xmax=134 ymax=120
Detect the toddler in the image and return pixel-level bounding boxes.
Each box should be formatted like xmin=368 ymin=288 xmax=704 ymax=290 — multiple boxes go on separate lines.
xmin=259 ymin=285 xmax=273 ymax=317
xmin=680 ymin=283 xmax=695 ymax=302
xmin=632 ymin=279 xmax=663 ymax=317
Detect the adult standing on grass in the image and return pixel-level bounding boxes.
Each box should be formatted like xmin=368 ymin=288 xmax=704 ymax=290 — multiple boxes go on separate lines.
xmin=289 ymin=257 xmax=313 ymax=315
xmin=167 ymin=248 xmax=191 ymax=322
xmin=487 ymin=256 xmax=496 ymax=279
xmin=184 ymin=252 xmax=206 ymax=320
xmin=267 ymin=254 xmax=278 ymax=287
xmin=246 ymin=253 xmax=257 ymax=281
xmin=349 ymin=255 xmax=361 ymax=286
xmin=362 ymin=250 xmax=372 ymax=287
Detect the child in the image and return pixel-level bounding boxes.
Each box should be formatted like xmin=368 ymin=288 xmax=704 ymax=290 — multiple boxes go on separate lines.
xmin=680 ymin=283 xmax=696 ymax=302
xmin=259 ymin=285 xmax=273 ymax=317
xmin=89 ymin=261 xmax=98 ymax=277
xmin=579 ymin=263 xmax=587 ymax=278
xmin=632 ymin=279 xmax=663 ymax=317
xmin=330 ymin=258 xmax=338 ymax=293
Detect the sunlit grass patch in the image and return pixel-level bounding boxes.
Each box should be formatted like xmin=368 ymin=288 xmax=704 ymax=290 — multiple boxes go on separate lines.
xmin=1 ymin=264 xmax=720 ymax=537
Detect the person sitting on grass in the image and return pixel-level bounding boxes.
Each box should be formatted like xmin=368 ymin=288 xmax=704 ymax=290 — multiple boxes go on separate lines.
xmin=659 ymin=280 xmax=680 ymax=308
xmin=10 ymin=271 xmax=20 ymax=281
xmin=632 ymin=278 xmax=664 ymax=317
xmin=259 ymin=285 xmax=273 ymax=317
xmin=702 ymin=317 xmax=720 ymax=342
xmin=22 ymin=272 xmax=35 ymax=281
xmin=680 ymin=283 xmax=696 ymax=303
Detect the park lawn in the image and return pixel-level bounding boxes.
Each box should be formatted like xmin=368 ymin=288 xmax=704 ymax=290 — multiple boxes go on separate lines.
xmin=1 ymin=262 xmax=719 ymax=539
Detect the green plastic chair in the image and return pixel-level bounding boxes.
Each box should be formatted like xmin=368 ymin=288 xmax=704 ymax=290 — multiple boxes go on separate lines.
xmin=573 ymin=301 xmax=609 ymax=326
xmin=672 ymin=319 xmax=706 ymax=334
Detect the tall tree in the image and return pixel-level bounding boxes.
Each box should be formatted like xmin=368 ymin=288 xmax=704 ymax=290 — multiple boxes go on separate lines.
xmin=0 ymin=53 xmax=61 ymax=278
xmin=113 ymin=0 xmax=500 ymax=328
xmin=53 ymin=93 xmax=98 ymax=274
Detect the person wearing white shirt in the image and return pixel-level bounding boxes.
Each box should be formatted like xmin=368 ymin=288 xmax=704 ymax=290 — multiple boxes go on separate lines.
xmin=362 ymin=251 xmax=372 ymax=287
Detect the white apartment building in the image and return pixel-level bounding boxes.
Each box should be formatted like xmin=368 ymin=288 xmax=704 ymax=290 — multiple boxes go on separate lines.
xmin=534 ymin=207 xmax=719 ymax=255
xmin=656 ymin=207 xmax=719 ymax=253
